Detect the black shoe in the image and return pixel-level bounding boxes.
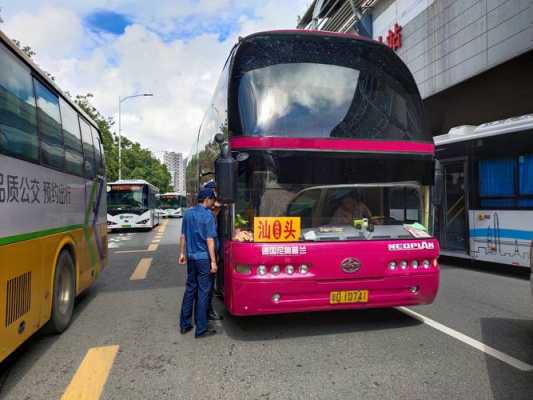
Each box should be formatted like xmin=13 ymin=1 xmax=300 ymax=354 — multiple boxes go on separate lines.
xmin=195 ymin=329 xmax=216 ymax=338
xmin=180 ymin=326 xmax=193 ymax=334
xmin=208 ymin=311 xmax=223 ymax=321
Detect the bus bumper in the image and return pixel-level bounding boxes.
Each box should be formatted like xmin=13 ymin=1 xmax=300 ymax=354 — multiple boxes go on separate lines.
xmin=225 ymin=273 xmax=439 ymax=316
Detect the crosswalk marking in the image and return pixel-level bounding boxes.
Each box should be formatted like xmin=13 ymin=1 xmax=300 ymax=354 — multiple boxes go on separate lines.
xmin=147 ymin=243 xmax=158 ymax=252
xmin=130 ymin=258 xmax=153 ymax=280
xmin=61 ymin=345 xmax=119 ymax=400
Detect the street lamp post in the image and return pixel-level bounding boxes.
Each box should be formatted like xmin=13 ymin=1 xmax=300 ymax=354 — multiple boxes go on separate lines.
xmin=118 ymin=93 xmax=153 ymax=180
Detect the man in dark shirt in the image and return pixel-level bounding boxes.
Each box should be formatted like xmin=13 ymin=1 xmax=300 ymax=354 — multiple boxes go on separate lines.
xmin=178 ymin=188 xmax=218 ymax=338
xmin=202 ymin=181 xmax=223 ymax=322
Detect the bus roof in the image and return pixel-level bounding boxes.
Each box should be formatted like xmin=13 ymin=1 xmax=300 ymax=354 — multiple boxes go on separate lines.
xmin=434 ymin=114 xmax=533 ymax=146
xmin=0 ymin=29 xmax=101 ymax=137
xmin=239 ymin=29 xmax=381 ymax=46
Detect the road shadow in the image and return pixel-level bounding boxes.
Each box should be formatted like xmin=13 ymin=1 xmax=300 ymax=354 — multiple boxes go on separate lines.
xmin=481 ymin=317 xmax=533 ymax=400
xmin=219 ymin=305 xmax=421 ymax=342
xmin=0 ymin=287 xmax=98 ymax=398
xmin=440 ymin=257 xmax=530 ymax=280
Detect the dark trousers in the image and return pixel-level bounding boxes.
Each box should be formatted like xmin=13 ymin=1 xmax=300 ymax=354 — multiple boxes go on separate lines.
xmin=179 ymin=259 xmax=212 ymax=336
xmin=208 ymin=274 xmax=215 ymax=315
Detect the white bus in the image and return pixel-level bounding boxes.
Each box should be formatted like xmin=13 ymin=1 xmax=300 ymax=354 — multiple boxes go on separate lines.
xmin=107 ymin=180 xmax=160 ymax=230
xmin=433 ymin=114 xmax=533 ymax=269
xmin=0 ymin=30 xmax=107 ymax=362
xmin=158 ymin=192 xmax=186 ymax=218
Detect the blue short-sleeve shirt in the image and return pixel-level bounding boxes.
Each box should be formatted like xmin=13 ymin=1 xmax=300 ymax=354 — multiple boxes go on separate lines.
xmin=181 ymin=204 xmax=217 ymax=260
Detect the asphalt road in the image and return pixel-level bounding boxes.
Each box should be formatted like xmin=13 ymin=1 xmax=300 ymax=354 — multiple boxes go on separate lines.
xmin=1 ymin=218 xmax=532 ymax=400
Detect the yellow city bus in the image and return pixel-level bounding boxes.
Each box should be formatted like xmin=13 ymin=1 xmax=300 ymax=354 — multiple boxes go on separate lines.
xmin=0 ymin=30 xmax=108 ymax=362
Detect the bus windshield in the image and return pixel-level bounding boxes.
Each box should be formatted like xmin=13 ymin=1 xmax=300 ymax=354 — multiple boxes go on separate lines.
xmin=108 ymin=185 xmax=147 ymax=210
xmin=235 ymin=152 xmax=430 ymax=241
xmin=159 ymin=196 xmax=179 ymax=209
xmin=232 ymin=33 xmax=428 ymax=142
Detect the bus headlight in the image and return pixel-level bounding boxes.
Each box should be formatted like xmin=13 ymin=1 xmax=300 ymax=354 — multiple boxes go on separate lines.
xmin=400 ymin=260 xmax=408 ymax=270
xmin=271 ymin=265 xmax=281 ymax=275
xmin=388 ymin=261 xmax=397 ymax=271
xmin=423 ymin=260 xmax=431 ymax=269
xmin=299 ymin=264 xmax=309 ymax=274
xmin=285 ymin=265 xmax=295 ymax=275
xmin=257 ymin=265 xmax=267 ymax=276
xmin=411 ymin=260 xmax=419 ymax=269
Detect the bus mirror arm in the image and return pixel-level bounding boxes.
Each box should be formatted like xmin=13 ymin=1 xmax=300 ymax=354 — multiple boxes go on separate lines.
xmin=214 ymin=133 xmax=237 ymax=204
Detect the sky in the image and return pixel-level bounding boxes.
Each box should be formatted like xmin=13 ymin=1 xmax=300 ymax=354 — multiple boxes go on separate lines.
xmin=0 ymin=0 xmax=310 ymax=158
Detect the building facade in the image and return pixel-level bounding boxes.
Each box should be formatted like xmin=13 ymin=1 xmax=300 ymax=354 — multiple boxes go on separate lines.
xmin=298 ymin=0 xmax=533 ymax=135
xmin=298 ymin=1 xmax=533 ymax=266
xmin=163 ymin=151 xmax=185 ymax=194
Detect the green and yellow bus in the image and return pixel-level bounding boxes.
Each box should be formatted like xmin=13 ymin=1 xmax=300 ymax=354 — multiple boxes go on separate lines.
xmin=0 ymin=30 xmax=108 ymax=362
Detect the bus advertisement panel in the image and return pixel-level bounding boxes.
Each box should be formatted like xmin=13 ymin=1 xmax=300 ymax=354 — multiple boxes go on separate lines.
xmin=0 ymin=31 xmax=107 ymax=362
xmin=188 ymin=30 xmax=440 ymax=316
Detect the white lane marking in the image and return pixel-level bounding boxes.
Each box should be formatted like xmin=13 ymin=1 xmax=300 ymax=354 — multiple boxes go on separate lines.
xmin=398 ymin=307 xmax=533 ymax=372
xmin=114 ymin=249 xmax=154 ymax=254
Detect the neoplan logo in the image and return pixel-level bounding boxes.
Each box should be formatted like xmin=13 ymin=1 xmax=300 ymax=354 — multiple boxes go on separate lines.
xmin=388 ymin=242 xmax=435 ymax=251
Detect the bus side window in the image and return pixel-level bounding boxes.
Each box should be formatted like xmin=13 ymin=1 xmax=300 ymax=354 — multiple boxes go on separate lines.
xmin=97 ymin=131 xmax=106 ymax=173
xmin=79 ymin=118 xmax=96 ymax=179
xmin=92 ymin=127 xmax=104 ymax=176
xmin=34 ymin=79 xmax=64 ymax=171
xmin=59 ymin=98 xmax=84 ymax=176
xmin=0 ymin=42 xmax=39 ymax=161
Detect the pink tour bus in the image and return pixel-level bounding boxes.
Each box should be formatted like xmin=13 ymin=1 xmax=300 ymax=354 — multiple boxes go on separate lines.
xmin=187 ymin=30 xmax=440 ymax=316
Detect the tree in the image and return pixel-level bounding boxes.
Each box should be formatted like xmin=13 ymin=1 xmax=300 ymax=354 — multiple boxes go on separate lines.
xmin=76 ymin=94 xmax=171 ymax=192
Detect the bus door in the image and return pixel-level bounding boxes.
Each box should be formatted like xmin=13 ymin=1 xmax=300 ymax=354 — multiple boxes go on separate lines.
xmin=441 ymin=160 xmax=468 ymax=254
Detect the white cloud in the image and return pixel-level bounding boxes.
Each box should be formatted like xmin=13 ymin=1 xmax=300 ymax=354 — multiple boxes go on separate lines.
xmin=0 ymin=1 xmax=310 ymax=157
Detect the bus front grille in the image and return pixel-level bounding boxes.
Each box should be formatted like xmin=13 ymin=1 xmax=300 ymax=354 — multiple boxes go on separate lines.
xmin=5 ymin=272 xmax=31 ymax=327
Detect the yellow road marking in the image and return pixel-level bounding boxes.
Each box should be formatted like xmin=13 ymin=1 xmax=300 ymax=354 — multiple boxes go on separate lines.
xmin=61 ymin=345 xmax=119 ymax=400
xmin=152 ymin=239 xmax=161 ymax=243
xmin=130 ymin=258 xmax=153 ymax=280
xmin=147 ymin=243 xmax=158 ymax=252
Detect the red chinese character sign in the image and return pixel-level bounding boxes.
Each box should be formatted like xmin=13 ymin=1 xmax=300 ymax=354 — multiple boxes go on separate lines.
xmin=253 ymin=217 xmax=301 ymax=242
xmin=378 ymin=23 xmax=402 ymax=51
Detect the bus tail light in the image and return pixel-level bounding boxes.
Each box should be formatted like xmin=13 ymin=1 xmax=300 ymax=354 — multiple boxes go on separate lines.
xmin=235 ymin=264 xmax=251 ymax=275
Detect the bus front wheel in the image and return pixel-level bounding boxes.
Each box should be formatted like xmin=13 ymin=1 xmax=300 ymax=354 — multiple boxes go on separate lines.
xmin=45 ymin=250 xmax=75 ymax=334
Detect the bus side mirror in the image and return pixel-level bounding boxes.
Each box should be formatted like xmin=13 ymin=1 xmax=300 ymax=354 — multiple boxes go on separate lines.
xmin=215 ymin=133 xmax=237 ymax=203
xmin=432 ymin=160 xmax=443 ymax=206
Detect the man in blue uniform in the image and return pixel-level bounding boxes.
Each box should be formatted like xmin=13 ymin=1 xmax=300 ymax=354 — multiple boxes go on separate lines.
xmin=178 ymin=187 xmax=218 ymax=338
xmin=202 ymin=181 xmax=223 ymax=322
